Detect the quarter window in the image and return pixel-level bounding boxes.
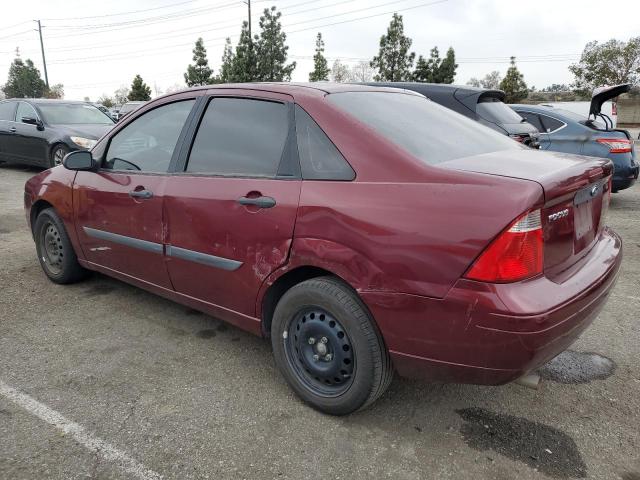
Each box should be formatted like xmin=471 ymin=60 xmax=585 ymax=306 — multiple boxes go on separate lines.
xmin=104 ymin=100 xmax=194 ymax=172
xmin=16 ymin=102 xmax=38 ymax=122
xmin=186 ymin=98 xmax=289 ymax=177
xmin=295 ymin=105 xmax=354 ymax=180
xmin=539 ymin=114 xmax=565 ymax=133
xmin=0 ymin=101 xmax=16 ymax=121
xmin=518 ymin=112 xmax=544 ymax=132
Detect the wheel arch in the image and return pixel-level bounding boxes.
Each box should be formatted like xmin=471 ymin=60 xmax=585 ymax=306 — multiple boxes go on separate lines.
xmin=29 ymin=199 xmax=55 ymax=236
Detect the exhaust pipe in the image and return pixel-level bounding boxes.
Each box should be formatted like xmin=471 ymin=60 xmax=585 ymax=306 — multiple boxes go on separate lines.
xmin=515 ymin=373 xmax=541 ymax=390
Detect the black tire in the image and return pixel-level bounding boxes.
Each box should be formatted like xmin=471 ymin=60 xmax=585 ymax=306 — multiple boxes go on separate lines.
xmin=34 ymin=208 xmax=88 ymax=284
xmin=271 ymin=276 xmax=393 ymax=415
xmin=50 ymin=144 xmax=69 ymax=168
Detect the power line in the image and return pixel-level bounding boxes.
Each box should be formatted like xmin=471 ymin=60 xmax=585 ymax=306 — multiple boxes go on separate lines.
xmin=42 ymin=0 xmax=205 ymax=21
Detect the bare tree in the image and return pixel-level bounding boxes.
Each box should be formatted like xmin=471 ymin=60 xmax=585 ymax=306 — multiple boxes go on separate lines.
xmin=330 ymin=59 xmax=350 ymax=83
xmin=349 ymin=61 xmax=374 ymax=82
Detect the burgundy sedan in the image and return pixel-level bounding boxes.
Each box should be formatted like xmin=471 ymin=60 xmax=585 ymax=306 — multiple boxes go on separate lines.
xmin=24 ymin=83 xmax=622 ymax=415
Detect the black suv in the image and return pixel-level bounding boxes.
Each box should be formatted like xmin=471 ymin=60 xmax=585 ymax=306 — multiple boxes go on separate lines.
xmin=366 ymin=82 xmax=541 ymax=148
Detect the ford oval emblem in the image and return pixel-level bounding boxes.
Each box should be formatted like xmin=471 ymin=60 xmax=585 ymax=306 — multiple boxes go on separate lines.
xmin=590 ymin=185 xmax=599 ymax=197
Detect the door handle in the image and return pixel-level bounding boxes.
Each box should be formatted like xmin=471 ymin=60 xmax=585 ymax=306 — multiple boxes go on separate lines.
xmin=9 ymin=127 xmax=16 ymax=133
xmin=237 ymin=195 xmax=276 ymax=208
xmin=129 ymin=189 xmax=153 ymax=199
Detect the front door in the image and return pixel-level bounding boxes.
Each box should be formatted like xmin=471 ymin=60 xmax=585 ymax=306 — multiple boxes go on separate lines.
xmin=74 ymin=98 xmax=196 ymax=288
xmin=9 ymin=102 xmax=49 ymax=166
xmin=164 ymin=94 xmax=301 ymax=317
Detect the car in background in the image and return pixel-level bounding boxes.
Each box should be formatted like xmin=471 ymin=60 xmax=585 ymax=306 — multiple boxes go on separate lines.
xmin=116 ymin=101 xmax=146 ymax=121
xmin=24 ymin=83 xmax=621 ymax=415
xmin=92 ymin=103 xmax=115 ymax=121
xmin=0 ymin=99 xmax=114 ymax=168
xmin=512 ymin=84 xmax=637 ymax=192
xmin=540 ymin=85 xmax=625 ymax=129
xmin=365 ymin=82 xmax=541 ymax=148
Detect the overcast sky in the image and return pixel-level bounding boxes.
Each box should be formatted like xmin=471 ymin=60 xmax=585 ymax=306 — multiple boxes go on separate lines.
xmin=1 ymin=0 xmax=638 ymax=101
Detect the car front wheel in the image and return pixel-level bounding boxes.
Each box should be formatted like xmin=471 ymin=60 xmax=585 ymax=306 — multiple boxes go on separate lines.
xmin=34 ymin=208 xmax=87 ymax=284
xmin=271 ymin=276 xmax=393 ymax=415
xmin=50 ymin=144 xmax=69 ymax=168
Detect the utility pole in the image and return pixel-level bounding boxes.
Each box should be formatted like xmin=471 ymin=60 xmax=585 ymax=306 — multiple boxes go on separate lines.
xmin=244 ymin=0 xmax=252 ymax=39
xmin=35 ymin=20 xmax=49 ymax=88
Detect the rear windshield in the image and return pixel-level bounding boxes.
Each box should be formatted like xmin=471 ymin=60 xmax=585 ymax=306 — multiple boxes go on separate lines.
xmin=476 ymin=97 xmax=526 ymax=124
xmin=38 ymin=104 xmax=114 ymax=125
xmin=327 ymin=91 xmax=520 ymax=165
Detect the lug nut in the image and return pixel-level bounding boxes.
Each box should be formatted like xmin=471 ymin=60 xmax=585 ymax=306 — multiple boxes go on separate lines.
xmin=313 ymin=354 xmax=319 ymax=361
xmin=325 ymin=354 xmax=333 ymax=361
xmin=308 ymin=337 xmax=316 ymax=345
xmin=321 ymin=337 xmax=328 ymax=344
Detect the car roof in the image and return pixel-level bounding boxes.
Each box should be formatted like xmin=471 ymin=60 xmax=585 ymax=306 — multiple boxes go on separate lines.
xmin=4 ymin=98 xmax=92 ymax=105
xmin=155 ymin=82 xmax=423 ymax=102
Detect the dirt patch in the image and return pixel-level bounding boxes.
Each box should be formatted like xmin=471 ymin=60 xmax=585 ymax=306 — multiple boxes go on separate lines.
xmin=195 ymin=329 xmax=217 ymax=339
xmin=83 ymin=284 xmax=117 ymax=297
xmin=457 ymin=407 xmax=586 ymax=478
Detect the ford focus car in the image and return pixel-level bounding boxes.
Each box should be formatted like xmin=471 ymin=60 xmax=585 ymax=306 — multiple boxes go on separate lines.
xmin=24 ymin=83 xmax=622 ymax=415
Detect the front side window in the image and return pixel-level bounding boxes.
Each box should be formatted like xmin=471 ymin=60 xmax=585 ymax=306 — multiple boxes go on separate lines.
xmin=186 ymin=98 xmax=289 ymax=177
xmin=104 ymin=100 xmax=194 ymax=172
xmin=16 ymin=102 xmax=38 ymax=122
xmin=539 ymin=114 xmax=565 ymax=133
xmin=0 ymin=101 xmax=16 ymax=121
xmin=328 ymin=92 xmax=521 ymax=166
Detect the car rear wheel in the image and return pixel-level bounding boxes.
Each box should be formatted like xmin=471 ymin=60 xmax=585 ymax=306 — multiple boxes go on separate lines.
xmin=50 ymin=144 xmax=69 ymax=168
xmin=34 ymin=208 xmax=88 ymax=284
xmin=271 ymin=276 xmax=393 ymax=415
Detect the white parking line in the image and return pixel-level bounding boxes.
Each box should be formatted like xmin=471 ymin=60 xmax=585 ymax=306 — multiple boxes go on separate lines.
xmin=0 ymin=380 xmax=162 ymax=480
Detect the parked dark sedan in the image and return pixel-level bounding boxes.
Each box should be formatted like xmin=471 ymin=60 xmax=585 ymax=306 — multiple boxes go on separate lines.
xmin=512 ymin=87 xmax=638 ymax=193
xmin=24 ymin=83 xmax=621 ymax=415
xmin=0 ymin=99 xmax=114 ymax=168
xmin=365 ymin=82 xmax=541 ymax=147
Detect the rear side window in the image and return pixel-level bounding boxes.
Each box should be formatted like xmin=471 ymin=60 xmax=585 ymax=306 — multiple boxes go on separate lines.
xmin=104 ymin=100 xmax=194 ymax=172
xmin=295 ymin=105 xmax=354 ymax=180
xmin=328 ymin=92 xmax=520 ymax=165
xmin=0 ymin=101 xmax=16 ymax=121
xmin=186 ymin=98 xmax=289 ymax=177
xmin=518 ymin=112 xmax=544 ymax=131
xmin=539 ymin=114 xmax=565 ymax=133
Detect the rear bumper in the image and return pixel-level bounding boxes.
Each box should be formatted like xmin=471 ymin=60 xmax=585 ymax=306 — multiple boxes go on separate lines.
xmin=362 ymin=227 xmax=622 ymax=385
xmin=612 ymin=164 xmax=638 ymax=191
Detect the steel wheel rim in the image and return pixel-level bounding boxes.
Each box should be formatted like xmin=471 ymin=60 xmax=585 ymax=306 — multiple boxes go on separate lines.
xmin=40 ymin=222 xmax=64 ymax=275
xmin=54 ymin=148 xmax=65 ymax=166
xmin=284 ymin=308 xmax=355 ymax=397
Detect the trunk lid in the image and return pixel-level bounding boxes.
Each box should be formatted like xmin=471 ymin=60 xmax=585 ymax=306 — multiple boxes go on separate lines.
xmin=441 ymin=149 xmax=613 ymax=279
xmin=590 ymin=83 xmax=631 ymax=117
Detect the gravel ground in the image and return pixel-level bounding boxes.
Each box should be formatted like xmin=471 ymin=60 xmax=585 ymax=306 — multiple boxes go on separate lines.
xmin=1 ymin=164 xmax=639 ymax=480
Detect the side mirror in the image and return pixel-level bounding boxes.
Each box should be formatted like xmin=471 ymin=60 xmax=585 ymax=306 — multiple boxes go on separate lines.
xmin=21 ymin=116 xmax=44 ymax=130
xmin=63 ymin=150 xmax=98 ymax=171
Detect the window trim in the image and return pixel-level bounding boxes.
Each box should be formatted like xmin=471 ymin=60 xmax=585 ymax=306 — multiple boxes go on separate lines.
xmin=98 ymin=97 xmax=200 ymax=175
xmin=174 ymin=94 xmax=301 ymax=180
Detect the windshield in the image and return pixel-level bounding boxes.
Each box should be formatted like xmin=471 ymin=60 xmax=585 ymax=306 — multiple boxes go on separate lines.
xmin=327 ymin=91 xmax=521 ymax=165
xmin=476 ymin=97 xmax=526 ymax=124
xmin=38 ymin=104 xmax=114 ymax=125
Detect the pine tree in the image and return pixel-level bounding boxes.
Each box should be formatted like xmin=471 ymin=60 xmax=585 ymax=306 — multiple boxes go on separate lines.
xmin=255 ymin=7 xmax=296 ymax=81
xmin=370 ymin=13 xmax=415 ymax=81
xmin=436 ymin=47 xmax=457 ymax=83
xmin=309 ymin=32 xmax=330 ymax=82
xmin=128 ymin=75 xmax=152 ymax=101
xmin=184 ymin=38 xmax=214 ymax=86
xmin=219 ymin=38 xmax=235 ymax=83
xmin=499 ymin=57 xmax=528 ymax=103
xmin=2 ymin=57 xmax=46 ymax=98
xmin=231 ymin=21 xmax=258 ymax=82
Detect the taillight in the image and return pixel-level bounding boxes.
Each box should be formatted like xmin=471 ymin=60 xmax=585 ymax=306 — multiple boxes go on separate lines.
xmin=596 ymin=138 xmax=632 ymax=153
xmin=465 ymin=209 xmax=544 ymax=283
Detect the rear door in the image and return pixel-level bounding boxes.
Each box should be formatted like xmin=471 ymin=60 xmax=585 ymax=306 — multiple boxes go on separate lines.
xmin=74 ymin=96 xmax=198 ymax=288
xmin=0 ymin=101 xmax=17 ymax=162
xmin=517 ymin=111 xmax=550 ymax=149
xmin=164 ymin=91 xmax=301 ymax=317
